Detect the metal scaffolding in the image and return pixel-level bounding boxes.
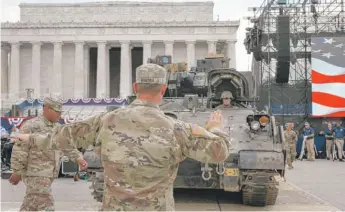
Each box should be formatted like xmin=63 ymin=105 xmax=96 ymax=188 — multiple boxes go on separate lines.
xmin=244 ymin=0 xmax=345 ymax=128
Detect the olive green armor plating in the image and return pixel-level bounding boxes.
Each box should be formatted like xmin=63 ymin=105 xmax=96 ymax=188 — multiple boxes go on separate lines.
xmin=83 ymin=55 xmax=286 ymax=206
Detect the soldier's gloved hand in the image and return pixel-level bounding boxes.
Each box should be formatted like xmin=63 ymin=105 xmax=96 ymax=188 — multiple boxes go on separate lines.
xmin=9 ymin=173 xmax=21 ymax=185
xmin=206 ymin=111 xmax=223 ymax=130
xmin=77 ymin=158 xmax=88 ymax=170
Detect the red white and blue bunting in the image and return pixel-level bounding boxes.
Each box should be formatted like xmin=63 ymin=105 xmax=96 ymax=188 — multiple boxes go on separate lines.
xmin=1 ymin=116 xmax=85 ymax=130
xmin=2 ymin=98 xmax=129 ymax=129
xmin=81 ymin=98 xmax=92 ymax=103
xmin=103 ymin=98 xmax=113 ymax=103
xmin=26 ymin=98 xmax=36 ymax=104
xmin=1 ymin=117 xmax=33 ymax=129
xmin=22 ymin=98 xmax=127 ymax=105
xmin=37 ymin=98 xmax=45 ymax=104
xmin=8 ymin=118 xmax=25 ymax=127
xmin=69 ymin=98 xmax=78 ymax=104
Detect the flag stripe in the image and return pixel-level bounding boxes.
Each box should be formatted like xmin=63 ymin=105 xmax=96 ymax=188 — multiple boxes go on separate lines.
xmin=312 ymin=70 xmax=345 ymax=84
xmin=311 ymin=37 xmax=345 ymax=117
xmin=311 ymin=83 xmax=345 ymax=99
xmin=311 ymin=58 xmax=345 ymax=76
xmin=312 ymin=92 xmax=345 ymax=108
xmin=312 ymin=111 xmax=345 ymax=118
xmin=312 ymin=102 xmax=345 ymax=116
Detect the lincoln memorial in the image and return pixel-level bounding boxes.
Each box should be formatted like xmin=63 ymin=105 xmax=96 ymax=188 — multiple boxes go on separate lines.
xmin=1 ymin=1 xmax=239 ymax=100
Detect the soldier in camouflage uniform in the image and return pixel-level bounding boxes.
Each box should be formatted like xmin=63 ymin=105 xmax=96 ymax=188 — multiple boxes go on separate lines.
xmin=9 ymin=96 xmax=87 ymax=211
xmin=215 ymin=91 xmax=236 ymax=109
xmin=284 ymin=123 xmax=297 ymax=169
xmin=13 ymin=63 xmax=232 ymax=211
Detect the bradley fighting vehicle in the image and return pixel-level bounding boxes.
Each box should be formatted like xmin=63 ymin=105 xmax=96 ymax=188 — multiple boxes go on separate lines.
xmin=83 ymin=55 xmax=286 ymax=206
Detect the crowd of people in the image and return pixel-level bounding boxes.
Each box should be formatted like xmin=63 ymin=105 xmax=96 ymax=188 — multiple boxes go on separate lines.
xmin=284 ymin=121 xmax=345 ymax=169
xmin=319 ymin=122 xmax=345 ymax=161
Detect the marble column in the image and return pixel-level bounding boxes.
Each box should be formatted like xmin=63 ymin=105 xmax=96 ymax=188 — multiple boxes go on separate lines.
xmin=105 ymin=45 xmax=110 ymax=98
xmin=164 ymin=40 xmax=174 ymax=62
xmin=9 ymin=41 xmax=21 ymax=99
xmin=227 ymin=40 xmax=237 ymax=69
xmin=52 ymin=41 xmax=63 ymax=95
xmin=83 ymin=45 xmax=90 ymax=98
xmin=74 ymin=41 xmax=85 ymax=98
xmin=31 ymin=41 xmax=42 ymax=98
xmin=120 ymin=40 xmax=130 ymax=98
xmin=1 ymin=44 xmax=10 ymax=99
xmin=96 ymin=41 xmax=107 ymax=98
xmin=207 ymin=40 xmax=217 ymax=55
xmin=186 ymin=40 xmax=196 ymax=69
xmin=142 ymin=41 xmax=152 ymax=64
xmin=128 ymin=45 xmax=133 ymax=94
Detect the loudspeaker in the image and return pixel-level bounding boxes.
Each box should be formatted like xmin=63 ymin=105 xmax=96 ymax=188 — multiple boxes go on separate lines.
xmin=275 ymin=15 xmax=290 ymax=83
xmin=276 ymin=61 xmax=290 ymax=83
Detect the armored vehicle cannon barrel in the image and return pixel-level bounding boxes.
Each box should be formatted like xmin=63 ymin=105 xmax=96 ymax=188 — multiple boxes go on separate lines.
xmin=83 ymin=54 xmax=286 ymax=207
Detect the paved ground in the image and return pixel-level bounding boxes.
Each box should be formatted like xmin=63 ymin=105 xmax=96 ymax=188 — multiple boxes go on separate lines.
xmin=0 ymin=159 xmax=343 ymax=211
xmin=286 ymin=159 xmax=345 ymax=211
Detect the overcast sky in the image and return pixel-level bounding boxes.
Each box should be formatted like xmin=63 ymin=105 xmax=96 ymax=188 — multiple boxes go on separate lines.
xmin=0 ymin=0 xmax=262 ymax=72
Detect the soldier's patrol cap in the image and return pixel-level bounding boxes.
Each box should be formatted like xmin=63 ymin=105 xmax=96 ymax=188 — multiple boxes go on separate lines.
xmin=44 ymin=96 xmax=63 ymax=112
xmin=136 ymin=63 xmax=167 ymax=84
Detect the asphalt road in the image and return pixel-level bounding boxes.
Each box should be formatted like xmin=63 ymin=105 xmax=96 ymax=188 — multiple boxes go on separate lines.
xmin=0 ymin=159 xmax=343 ymax=211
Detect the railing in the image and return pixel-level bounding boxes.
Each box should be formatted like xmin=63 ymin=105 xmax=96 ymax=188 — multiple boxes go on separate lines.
xmin=1 ymin=98 xmax=128 ymax=118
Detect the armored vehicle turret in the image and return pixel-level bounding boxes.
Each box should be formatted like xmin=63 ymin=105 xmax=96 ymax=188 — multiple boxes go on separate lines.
xmin=83 ymin=55 xmax=286 ymax=206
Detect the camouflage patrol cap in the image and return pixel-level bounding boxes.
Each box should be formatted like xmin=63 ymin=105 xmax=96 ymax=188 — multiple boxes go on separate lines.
xmin=136 ymin=63 xmax=167 ymax=84
xmin=221 ymin=91 xmax=233 ymax=99
xmin=44 ymin=95 xmax=63 ymax=112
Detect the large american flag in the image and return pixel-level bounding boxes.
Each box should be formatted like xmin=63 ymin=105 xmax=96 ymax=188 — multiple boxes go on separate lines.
xmin=311 ymin=36 xmax=345 ymax=117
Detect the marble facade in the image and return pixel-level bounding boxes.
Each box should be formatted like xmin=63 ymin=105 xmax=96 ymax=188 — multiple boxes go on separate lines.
xmin=1 ymin=1 xmax=239 ymax=99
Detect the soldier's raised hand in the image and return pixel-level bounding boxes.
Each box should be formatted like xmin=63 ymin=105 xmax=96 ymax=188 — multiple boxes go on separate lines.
xmin=206 ymin=111 xmax=223 ymax=130
xmin=77 ymin=158 xmax=88 ymax=170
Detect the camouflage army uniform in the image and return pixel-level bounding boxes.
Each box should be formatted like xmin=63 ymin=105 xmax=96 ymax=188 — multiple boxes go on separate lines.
xmin=11 ymin=97 xmax=83 ymax=211
xmin=284 ymin=129 xmax=297 ymax=168
xmin=29 ymin=64 xmax=232 ymax=211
